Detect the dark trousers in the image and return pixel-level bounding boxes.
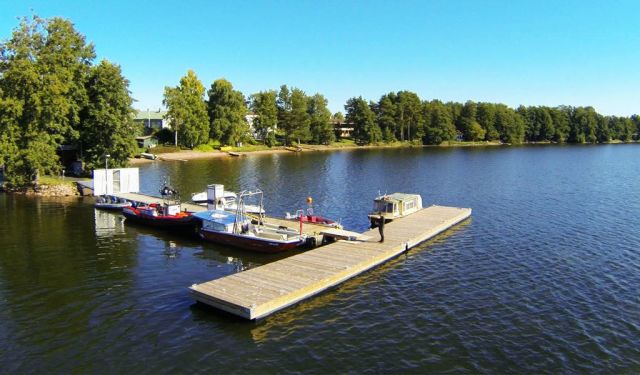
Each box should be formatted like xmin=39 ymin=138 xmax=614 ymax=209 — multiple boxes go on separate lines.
xmin=378 ymin=219 xmax=385 ymax=242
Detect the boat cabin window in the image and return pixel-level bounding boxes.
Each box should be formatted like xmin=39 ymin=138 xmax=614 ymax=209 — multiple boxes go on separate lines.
xmin=404 ymin=200 xmax=416 ymax=211
xmin=373 ymin=201 xmax=396 ymax=213
xmin=204 ymin=221 xmax=228 ymax=232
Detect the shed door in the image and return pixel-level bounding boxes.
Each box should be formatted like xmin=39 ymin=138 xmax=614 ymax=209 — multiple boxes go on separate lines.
xmin=112 ymin=170 xmax=121 ymax=193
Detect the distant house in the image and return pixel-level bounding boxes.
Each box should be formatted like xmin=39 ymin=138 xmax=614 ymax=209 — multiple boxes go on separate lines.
xmin=135 ymin=135 xmax=158 ymax=149
xmin=134 ymin=109 xmax=171 ymax=131
xmin=246 ymin=113 xmax=277 ymax=140
xmin=330 ymin=118 xmax=353 ymax=138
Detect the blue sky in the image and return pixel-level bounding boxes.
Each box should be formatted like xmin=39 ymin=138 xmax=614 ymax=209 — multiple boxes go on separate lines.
xmin=1 ymin=0 xmax=638 ymax=115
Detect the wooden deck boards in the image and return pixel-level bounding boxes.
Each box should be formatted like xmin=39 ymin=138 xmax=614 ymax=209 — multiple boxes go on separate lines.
xmin=190 ymin=205 xmax=472 ymax=319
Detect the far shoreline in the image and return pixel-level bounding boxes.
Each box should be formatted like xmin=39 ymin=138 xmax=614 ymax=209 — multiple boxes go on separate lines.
xmin=127 ymin=141 xmax=507 ymax=165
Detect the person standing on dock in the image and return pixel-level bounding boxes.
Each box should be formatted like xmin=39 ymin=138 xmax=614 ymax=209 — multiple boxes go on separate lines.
xmin=377 ymin=212 xmax=385 ymax=242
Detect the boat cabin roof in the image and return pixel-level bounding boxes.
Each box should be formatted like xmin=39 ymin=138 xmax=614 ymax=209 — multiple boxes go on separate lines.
xmin=374 ymin=193 xmax=420 ymax=203
xmin=193 ymin=210 xmax=239 ymax=225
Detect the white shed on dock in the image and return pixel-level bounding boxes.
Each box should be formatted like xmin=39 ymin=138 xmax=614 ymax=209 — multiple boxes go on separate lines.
xmin=93 ymin=168 xmax=139 ymax=196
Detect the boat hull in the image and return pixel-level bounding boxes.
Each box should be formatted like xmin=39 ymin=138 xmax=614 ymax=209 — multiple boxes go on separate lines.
xmin=95 ymin=202 xmax=131 ymax=211
xmin=122 ymin=208 xmax=196 ymax=229
xmin=285 ymin=215 xmax=340 ymax=228
xmin=199 ymin=229 xmax=303 ymax=253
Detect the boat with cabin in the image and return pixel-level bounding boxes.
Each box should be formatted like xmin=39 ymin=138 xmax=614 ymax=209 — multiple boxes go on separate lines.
xmin=194 ymin=187 xmax=306 ymax=253
xmin=368 ymin=192 xmax=423 ymax=227
xmin=191 ymin=188 xmax=264 ymax=214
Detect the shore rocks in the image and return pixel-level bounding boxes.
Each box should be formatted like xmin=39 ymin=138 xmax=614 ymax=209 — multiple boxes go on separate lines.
xmin=3 ymin=183 xmax=79 ymax=196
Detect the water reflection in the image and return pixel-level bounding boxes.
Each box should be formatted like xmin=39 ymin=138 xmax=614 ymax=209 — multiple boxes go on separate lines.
xmin=94 ymin=209 xmax=125 ymax=238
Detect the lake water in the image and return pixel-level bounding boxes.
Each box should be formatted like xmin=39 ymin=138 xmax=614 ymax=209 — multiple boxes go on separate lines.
xmin=1 ymin=145 xmax=639 ymax=373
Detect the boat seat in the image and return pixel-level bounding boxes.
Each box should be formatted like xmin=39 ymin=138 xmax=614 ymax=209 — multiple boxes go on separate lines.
xmin=258 ymin=232 xmax=287 ymax=241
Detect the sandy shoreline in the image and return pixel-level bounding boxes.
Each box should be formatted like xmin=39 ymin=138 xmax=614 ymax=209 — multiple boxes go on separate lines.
xmin=128 ymin=144 xmax=365 ymax=165
xmin=126 ymin=142 xmax=505 ymax=165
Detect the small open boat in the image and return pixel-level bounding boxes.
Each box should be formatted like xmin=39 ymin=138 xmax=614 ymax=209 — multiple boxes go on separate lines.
xmin=193 ymin=190 xmax=306 ymax=253
xmin=123 ymin=203 xmax=196 ymax=229
xmin=285 ymin=208 xmax=341 ymax=228
xmin=95 ymin=195 xmax=132 ymax=211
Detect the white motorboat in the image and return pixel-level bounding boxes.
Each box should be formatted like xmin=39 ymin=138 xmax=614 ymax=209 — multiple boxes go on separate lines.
xmin=192 ymin=188 xmax=265 ymax=214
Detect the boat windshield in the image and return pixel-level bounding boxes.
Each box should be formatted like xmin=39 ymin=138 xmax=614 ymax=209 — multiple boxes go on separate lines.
xmin=373 ymin=200 xmax=395 ymax=213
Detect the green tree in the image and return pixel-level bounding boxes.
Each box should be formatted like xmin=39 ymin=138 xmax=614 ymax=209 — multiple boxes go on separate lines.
xmin=596 ymin=116 xmax=611 ymax=143
xmin=290 ymin=88 xmax=311 ymax=144
xmin=550 ymin=107 xmax=570 ymax=142
xmin=459 ymin=101 xmax=485 ymax=141
xmin=476 ymin=103 xmax=500 ymax=141
xmin=568 ymin=107 xmax=598 ymax=143
xmin=0 ymin=15 xmax=95 ymax=185
xmin=494 ymin=104 xmax=525 ymax=144
xmin=276 ymin=85 xmax=293 ymax=145
xmin=422 ymin=100 xmax=457 ymax=144
xmin=395 ymin=91 xmax=423 ymax=141
xmin=447 ymin=101 xmax=463 ymax=135
xmin=163 ymin=69 xmax=209 ymax=148
xmin=519 ymin=106 xmax=555 ymax=142
xmin=207 ymin=78 xmax=249 ymax=146
xmin=308 ymin=93 xmax=334 ymax=144
xmin=632 ymin=115 xmax=640 ymax=140
xmin=608 ymin=116 xmax=634 ymax=142
xmin=375 ymin=93 xmax=397 ymax=142
xmin=250 ymin=90 xmax=277 ymax=146
xmin=78 ymin=60 xmax=140 ymax=170
xmin=345 ymin=97 xmax=381 ymax=144
xmin=0 ymin=91 xmax=23 ymax=183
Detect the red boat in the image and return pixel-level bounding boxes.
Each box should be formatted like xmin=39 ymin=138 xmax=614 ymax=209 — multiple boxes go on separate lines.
xmin=122 ymin=203 xmax=196 ymax=229
xmin=285 ymin=208 xmax=341 ymax=228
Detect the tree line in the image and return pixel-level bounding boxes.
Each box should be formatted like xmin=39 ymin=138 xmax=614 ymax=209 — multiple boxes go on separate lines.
xmin=162 ymin=72 xmax=336 ymax=148
xmin=165 ymin=73 xmax=640 ymax=148
xmin=1 ymin=15 xmax=639 ymax=187
xmin=345 ymin=94 xmax=640 ymax=145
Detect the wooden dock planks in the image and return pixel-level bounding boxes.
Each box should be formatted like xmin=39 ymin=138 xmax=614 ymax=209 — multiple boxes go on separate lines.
xmin=190 ymin=205 xmax=472 ymax=319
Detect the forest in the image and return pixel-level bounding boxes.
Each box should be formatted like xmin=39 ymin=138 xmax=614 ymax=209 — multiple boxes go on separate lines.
xmin=1 ymin=16 xmax=638 ymax=187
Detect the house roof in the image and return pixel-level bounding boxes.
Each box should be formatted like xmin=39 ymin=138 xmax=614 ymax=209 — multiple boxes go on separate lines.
xmin=134 ymin=110 xmax=167 ymax=121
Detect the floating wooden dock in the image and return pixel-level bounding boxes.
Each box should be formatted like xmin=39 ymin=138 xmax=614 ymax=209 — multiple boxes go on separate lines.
xmin=190 ymin=205 xmax=472 ymax=320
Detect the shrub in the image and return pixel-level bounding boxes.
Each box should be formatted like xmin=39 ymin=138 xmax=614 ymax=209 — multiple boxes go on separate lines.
xmin=193 ymin=144 xmax=214 ymax=152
